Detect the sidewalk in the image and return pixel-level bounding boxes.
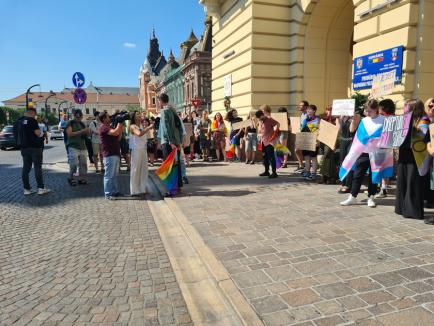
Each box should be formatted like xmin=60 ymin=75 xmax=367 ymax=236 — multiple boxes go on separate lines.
xmin=0 ymin=164 xmax=192 ymax=326
xmin=167 ymin=160 xmax=434 ymax=325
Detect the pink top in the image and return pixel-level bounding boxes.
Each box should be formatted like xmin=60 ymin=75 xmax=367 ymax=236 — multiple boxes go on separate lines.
xmin=260 ymin=117 xmax=278 ymax=146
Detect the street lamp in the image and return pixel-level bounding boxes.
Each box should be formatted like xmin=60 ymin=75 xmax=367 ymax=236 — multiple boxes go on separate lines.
xmin=26 ymin=84 xmax=40 ymax=110
xmin=44 ymin=91 xmax=56 ymax=125
xmin=57 ymin=100 xmax=69 ymax=122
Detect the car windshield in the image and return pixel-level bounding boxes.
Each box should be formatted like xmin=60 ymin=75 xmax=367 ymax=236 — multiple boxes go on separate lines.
xmin=2 ymin=126 xmax=13 ymax=133
xmin=50 ymin=126 xmax=59 ymax=131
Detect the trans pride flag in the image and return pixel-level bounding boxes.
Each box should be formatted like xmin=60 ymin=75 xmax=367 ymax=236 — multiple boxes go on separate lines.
xmin=339 ymin=116 xmax=394 ymax=184
xmin=156 ymin=148 xmax=180 ymax=196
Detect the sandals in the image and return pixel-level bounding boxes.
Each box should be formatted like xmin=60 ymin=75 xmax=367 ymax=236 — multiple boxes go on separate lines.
xmin=68 ymin=178 xmax=77 ymax=186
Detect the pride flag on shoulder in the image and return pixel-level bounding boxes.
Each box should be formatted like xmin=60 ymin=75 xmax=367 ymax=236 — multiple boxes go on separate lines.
xmin=156 ymin=148 xmax=180 ymax=196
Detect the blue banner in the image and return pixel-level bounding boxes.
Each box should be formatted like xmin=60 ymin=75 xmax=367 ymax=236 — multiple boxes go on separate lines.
xmin=352 ymin=46 xmax=403 ymax=90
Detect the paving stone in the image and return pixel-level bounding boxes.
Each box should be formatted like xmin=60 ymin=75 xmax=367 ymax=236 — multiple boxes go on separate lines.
xmin=404 ymin=281 xmax=434 ymax=293
xmin=262 ymin=310 xmax=296 ymax=326
xmin=250 ymin=295 xmax=288 ymax=314
xmin=397 ymin=267 xmax=433 ymax=281
xmin=358 ymin=290 xmax=396 ymax=305
xmin=313 ymin=315 xmax=345 ymax=326
xmin=346 ymin=277 xmax=382 ymax=293
xmin=264 ymin=266 xmax=302 ymax=282
xmin=376 ymin=307 xmax=434 ymax=325
xmin=314 ymin=300 xmax=344 ymax=315
xmin=314 ymin=282 xmax=356 ymax=300
xmin=232 ymin=270 xmax=273 ymax=288
xmin=294 ymin=259 xmax=345 ymax=276
xmin=281 ymin=289 xmax=321 ymax=307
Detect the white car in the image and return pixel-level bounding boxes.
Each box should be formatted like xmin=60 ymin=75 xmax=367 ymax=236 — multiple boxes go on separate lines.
xmin=49 ymin=126 xmax=63 ymax=140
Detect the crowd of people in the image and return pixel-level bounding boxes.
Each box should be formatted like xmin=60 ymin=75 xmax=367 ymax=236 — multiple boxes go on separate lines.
xmin=13 ymin=93 xmax=434 ymax=223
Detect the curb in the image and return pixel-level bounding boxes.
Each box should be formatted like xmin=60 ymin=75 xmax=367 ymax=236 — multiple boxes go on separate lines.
xmin=149 ymin=173 xmax=263 ymax=326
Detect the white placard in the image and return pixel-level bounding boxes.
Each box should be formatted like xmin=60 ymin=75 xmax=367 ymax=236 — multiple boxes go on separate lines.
xmin=332 ymin=99 xmax=355 ymax=116
xmin=224 ymin=74 xmax=232 ymax=97
xmin=370 ymin=70 xmax=396 ymax=99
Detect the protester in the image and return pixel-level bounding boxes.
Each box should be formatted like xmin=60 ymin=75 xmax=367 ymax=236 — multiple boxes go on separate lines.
xmin=99 ymin=111 xmax=124 ymax=199
xmin=319 ymin=106 xmax=337 ymax=184
xmin=65 ymin=109 xmax=89 ymax=186
xmin=89 ymin=111 xmax=103 ymax=173
xmin=225 ymin=109 xmax=244 ymax=161
xmin=183 ymin=113 xmax=194 ymax=166
xmin=191 ymin=111 xmax=201 ymax=160
xmin=37 ymin=116 xmax=48 ymax=147
xmin=395 ymin=99 xmax=430 ymax=219
xmin=198 ymin=111 xmax=212 ymax=161
xmin=129 ymin=111 xmax=154 ymax=197
xmin=211 ymin=112 xmax=227 ymax=161
xmin=245 ymin=111 xmax=258 ymax=164
xmin=157 ymin=93 xmax=184 ymax=190
xmin=375 ymin=99 xmax=396 ymax=198
xmin=119 ymin=128 xmax=130 ymax=172
xmin=143 ymin=117 xmax=156 ymax=166
xmin=256 ymin=108 xmax=279 ymax=179
xmin=424 ymin=97 xmax=434 ymax=211
xmin=277 ymin=107 xmax=290 ymax=168
xmin=336 ymin=111 xmax=360 ymax=193
xmin=295 ymin=101 xmax=309 ymax=172
xmin=340 ymin=99 xmax=393 ymax=208
xmin=301 ymin=105 xmax=320 ymax=181
xmin=59 ymin=115 xmax=68 ymax=150
xmin=13 ymin=108 xmax=51 ymax=195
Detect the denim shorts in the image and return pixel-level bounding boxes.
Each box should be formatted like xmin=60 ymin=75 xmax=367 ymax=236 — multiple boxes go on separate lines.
xmin=245 ymin=133 xmax=258 ymax=152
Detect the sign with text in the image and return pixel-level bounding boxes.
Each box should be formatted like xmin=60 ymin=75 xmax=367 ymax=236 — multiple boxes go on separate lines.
xmin=353 ymin=46 xmax=403 ymax=90
xmin=289 ymin=117 xmax=300 ymax=133
xmin=332 ymin=99 xmax=355 ymax=117
xmin=370 ymin=70 xmax=396 ymax=99
xmin=317 ymin=120 xmax=339 ymax=150
xmin=378 ymin=112 xmax=412 ymax=148
xmin=271 ymin=113 xmax=289 ymax=131
xmin=223 ymin=74 xmax=232 ymax=97
xmin=295 ymin=132 xmax=317 ymax=151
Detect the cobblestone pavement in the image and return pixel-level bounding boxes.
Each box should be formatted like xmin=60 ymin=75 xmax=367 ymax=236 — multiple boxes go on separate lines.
xmin=0 ymin=145 xmax=192 ymax=325
xmin=172 ymin=161 xmax=434 ymax=326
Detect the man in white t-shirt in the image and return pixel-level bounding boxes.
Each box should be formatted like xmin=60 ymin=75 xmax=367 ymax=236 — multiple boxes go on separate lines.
xmin=89 ymin=111 xmax=103 ymax=173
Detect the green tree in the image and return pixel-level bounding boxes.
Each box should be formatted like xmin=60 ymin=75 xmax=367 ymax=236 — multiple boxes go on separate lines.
xmin=126 ymin=104 xmax=141 ymax=112
xmin=38 ymin=113 xmax=58 ymax=126
xmin=351 ymin=92 xmax=369 ymax=110
xmin=0 ymin=107 xmax=26 ymax=127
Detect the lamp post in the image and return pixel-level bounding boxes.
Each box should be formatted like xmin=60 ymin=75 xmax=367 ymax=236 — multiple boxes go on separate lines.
xmin=44 ymin=91 xmax=56 ymax=125
xmin=26 ymin=84 xmax=40 ymax=110
xmin=57 ymin=100 xmax=69 ymax=122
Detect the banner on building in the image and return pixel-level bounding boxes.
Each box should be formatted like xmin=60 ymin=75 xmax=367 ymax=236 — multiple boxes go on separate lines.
xmin=317 ymin=119 xmax=339 ymax=150
xmin=353 ymin=46 xmax=403 ymax=90
xmin=378 ymin=112 xmax=412 ymax=148
xmin=271 ymin=113 xmax=289 ymax=131
xmin=289 ymin=117 xmax=301 ymax=133
xmin=223 ymin=74 xmax=232 ymax=97
xmin=295 ymin=132 xmax=317 ymax=151
xmin=370 ymin=70 xmax=396 ymax=99
xmin=332 ymin=99 xmax=355 ymax=117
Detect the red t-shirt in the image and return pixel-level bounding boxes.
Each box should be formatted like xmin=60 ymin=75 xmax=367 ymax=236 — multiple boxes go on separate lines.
xmin=261 ymin=117 xmax=278 ymax=146
xmin=100 ymin=124 xmax=120 ymax=157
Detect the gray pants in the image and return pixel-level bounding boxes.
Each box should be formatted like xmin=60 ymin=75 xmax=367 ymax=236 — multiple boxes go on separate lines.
xmin=68 ymin=147 xmax=88 ymax=178
xmin=21 ymin=147 xmax=44 ymax=190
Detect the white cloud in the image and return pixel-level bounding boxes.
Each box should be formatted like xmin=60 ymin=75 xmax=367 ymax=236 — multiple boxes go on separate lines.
xmin=123 ymin=42 xmax=136 ymax=48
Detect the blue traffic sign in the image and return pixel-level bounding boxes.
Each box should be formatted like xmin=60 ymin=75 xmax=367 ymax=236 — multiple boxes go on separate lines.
xmin=72 ymin=72 xmax=85 ymax=88
xmin=73 ymin=88 xmax=87 ymax=104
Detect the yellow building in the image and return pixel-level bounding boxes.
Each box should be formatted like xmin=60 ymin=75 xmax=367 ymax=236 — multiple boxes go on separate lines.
xmin=199 ymin=0 xmax=434 ymax=115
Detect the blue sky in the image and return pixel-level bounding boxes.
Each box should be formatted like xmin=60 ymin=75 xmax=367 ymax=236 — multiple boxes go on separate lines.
xmin=0 ymin=0 xmax=206 ymax=104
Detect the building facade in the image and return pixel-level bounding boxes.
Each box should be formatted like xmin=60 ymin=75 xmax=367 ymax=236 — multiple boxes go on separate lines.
xmin=200 ymin=0 xmax=434 ymax=115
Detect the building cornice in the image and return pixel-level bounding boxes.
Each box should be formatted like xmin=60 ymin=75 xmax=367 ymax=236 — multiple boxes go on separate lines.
xmin=198 ymin=0 xmax=223 ymax=18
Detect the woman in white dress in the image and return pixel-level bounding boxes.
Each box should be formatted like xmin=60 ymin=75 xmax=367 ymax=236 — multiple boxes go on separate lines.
xmin=129 ymin=111 xmax=154 ymax=196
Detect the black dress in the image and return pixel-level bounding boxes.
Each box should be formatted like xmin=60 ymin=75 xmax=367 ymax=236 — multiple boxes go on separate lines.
xmin=339 ymin=118 xmax=354 ymax=188
xmin=395 ymin=131 xmax=425 ymax=219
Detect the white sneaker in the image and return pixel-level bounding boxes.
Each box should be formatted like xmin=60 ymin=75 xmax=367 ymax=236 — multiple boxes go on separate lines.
xmin=37 ymin=188 xmax=51 ymax=195
xmin=24 ymin=189 xmax=36 ymax=195
xmin=340 ymin=195 xmax=357 ymax=206
xmin=367 ymin=196 xmax=377 ymax=208
xmin=375 ymin=189 xmax=387 ymax=199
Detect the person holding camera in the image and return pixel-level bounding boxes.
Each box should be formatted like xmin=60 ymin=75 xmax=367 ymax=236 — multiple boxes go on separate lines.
xmin=129 ymin=111 xmax=154 ymax=196
xmin=99 ymin=111 xmax=124 ymax=199
xmin=66 ymin=109 xmax=90 ymax=186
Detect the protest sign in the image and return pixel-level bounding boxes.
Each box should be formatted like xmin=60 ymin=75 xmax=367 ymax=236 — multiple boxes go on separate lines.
xmin=378 ymin=112 xmax=412 ymax=148
xmin=295 ymin=132 xmax=317 ymax=151
xmin=289 ymin=117 xmax=300 ymax=133
xmin=430 ymin=124 xmax=434 ymax=148
xmin=332 ymin=99 xmax=355 ymax=116
xmin=317 ymin=120 xmax=339 ymax=150
xmin=271 ymin=113 xmax=289 ymax=131
xmin=370 ymin=70 xmax=396 ymax=99
xmin=232 ymin=119 xmax=252 ymax=130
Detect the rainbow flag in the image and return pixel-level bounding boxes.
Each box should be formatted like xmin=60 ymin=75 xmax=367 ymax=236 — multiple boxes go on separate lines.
xmin=156 ymin=148 xmax=179 ymax=195
xmin=226 ymin=136 xmax=236 ymax=159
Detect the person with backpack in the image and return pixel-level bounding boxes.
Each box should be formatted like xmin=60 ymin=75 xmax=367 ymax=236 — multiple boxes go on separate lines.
xmin=65 ymin=109 xmax=90 ymax=186
xmin=13 ymin=108 xmax=51 ymax=195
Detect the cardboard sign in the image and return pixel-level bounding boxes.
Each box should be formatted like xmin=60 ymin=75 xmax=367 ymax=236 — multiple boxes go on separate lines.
xmin=317 ymin=120 xmax=339 ymax=150
xmin=289 ymin=117 xmax=301 ymax=133
xmin=332 ymin=99 xmax=355 ymax=117
xmin=370 ymin=70 xmax=396 ymax=99
xmin=271 ymin=113 xmax=289 ymax=131
xmin=378 ymin=112 xmax=412 ymax=148
xmin=295 ymin=132 xmax=317 ymax=151
xmin=429 ymin=124 xmax=434 ymax=149
xmin=184 ymin=122 xmax=193 ymax=138
xmin=232 ymin=119 xmax=252 ymax=130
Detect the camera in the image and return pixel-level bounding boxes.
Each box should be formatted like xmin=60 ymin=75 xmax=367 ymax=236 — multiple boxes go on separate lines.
xmin=111 ymin=111 xmax=130 ymax=128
